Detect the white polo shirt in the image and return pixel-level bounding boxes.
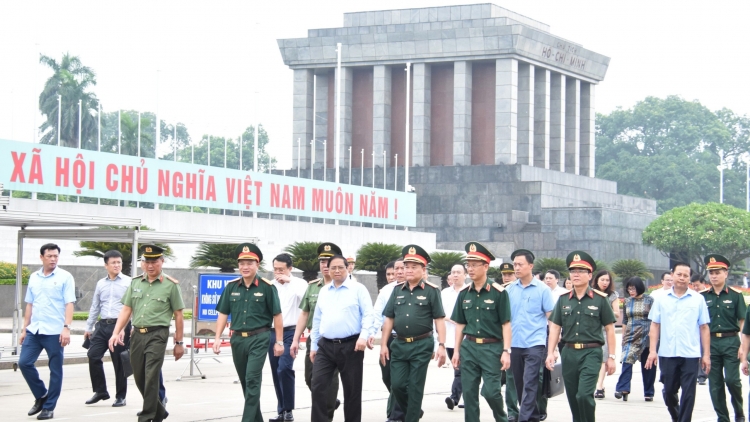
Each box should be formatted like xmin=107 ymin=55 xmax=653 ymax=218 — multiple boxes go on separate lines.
xmin=273 ymin=275 xmax=308 ymax=327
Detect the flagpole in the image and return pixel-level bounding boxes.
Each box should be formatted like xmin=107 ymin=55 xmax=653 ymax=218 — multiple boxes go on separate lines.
xmin=361 ymin=149 xmax=364 ymax=187
xmin=335 ymin=43 xmax=342 ymax=184
xmin=394 ymin=154 xmax=398 ymax=190
xmin=118 ymin=109 xmax=121 ymax=154
xmin=97 ymin=104 xmax=101 ymax=151
xmin=372 ymin=151 xmax=375 ymax=189
xmin=137 ymin=111 xmax=141 ymax=158
xmin=323 ymin=140 xmax=327 ymax=182
xmin=348 ymin=147 xmax=352 ymax=184
xmin=207 ymin=135 xmax=211 ymax=166
xmin=383 ymin=150 xmax=386 ymax=189
xmin=297 ymin=138 xmax=301 ymax=177
xmin=77 ymin=99 xmax=81 ymax=203
xmin=405 ymin=62 xmax=411 ymax=193
xmin=57 ymin=95 xmax=61 ymax=146
xmin=311 ymin=140 xmax=315 ymax=180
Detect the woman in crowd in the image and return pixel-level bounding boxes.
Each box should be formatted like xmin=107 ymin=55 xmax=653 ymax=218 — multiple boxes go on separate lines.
xmin=614 ymin=277 xmax=656 ymax=401
xmin=564 ymin=278 xmax=573 ymax=290
xmin=592 ymin=270 xmax=619 ymax=399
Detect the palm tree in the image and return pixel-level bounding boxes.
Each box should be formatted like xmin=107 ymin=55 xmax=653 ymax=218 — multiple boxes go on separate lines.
xmin=611 ymin=259 xmax=654 ymax=286
xmin=73 ymin=226 xmax=172 ymax=276
xmin=534 ymin=257 xmax=569 ymax=280
xmin=190 ymin=244 xmax=239 ymax=273
xmin=284 ymin=241 xmax=322 ymax=281
xmin=427 ymin=251 xmax=466 ymax=288
xmin=356 ymin=243 xmax=402 ymax=289
xmin=38 ymin=53 xmax=99 ymax=148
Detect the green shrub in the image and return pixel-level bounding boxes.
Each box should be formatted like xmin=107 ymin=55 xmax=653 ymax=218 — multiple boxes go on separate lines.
xmin=0 ymin=262 xmax=30 ymax=284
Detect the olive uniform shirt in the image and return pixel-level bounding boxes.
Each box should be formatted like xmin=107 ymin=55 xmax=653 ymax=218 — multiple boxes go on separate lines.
xmin=549 ymin=288 xmax=616 ymax=344
xmin=215 ymin=275 xmax=281 ymax=330
xmin=299 ymin=278 xmax=326 ymax=330
xmin=451 ymin=279 xmax=511 ymax=340
xmin=701 ymin=286 xmax=747 ymax=333
xmin=122 ymin=272 xmax=185 ymax=327
xmin=384 ymin=280 xmax=445 ymax=337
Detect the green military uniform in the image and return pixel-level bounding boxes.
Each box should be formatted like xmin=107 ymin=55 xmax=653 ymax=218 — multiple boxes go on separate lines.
xmin=548 ymin=251 xmax=615 ymax=422
xmin=701 ymin=254 xmax=746 ymax=422
xmin=121 ymin=245 xmax=184 ymax=422
xmin=215 ymin=243 xmax=281 ymax=422
xmin=384 ymin=245 xmax=445 ymax=422
xmin=499 ymin=262 xmax=520 ymax=422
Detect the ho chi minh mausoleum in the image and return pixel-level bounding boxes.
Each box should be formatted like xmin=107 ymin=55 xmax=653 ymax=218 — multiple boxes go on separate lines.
xmin=277 ymin=3 xmax=666 ymax=270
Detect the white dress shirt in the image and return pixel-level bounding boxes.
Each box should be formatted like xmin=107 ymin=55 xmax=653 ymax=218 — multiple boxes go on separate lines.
xmin=370 ymin=281 xmax=401 ymax=338
xmin=550 ymin=285 xmax=569 ymax=305
xmin=441 ymin=284 xmax=467 ymax=348
xmin=273 ymin=275 xmax=308 ymax=327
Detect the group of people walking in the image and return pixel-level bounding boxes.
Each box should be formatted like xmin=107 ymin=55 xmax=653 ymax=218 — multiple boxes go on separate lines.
xmin=13 ymin=239 xmax=750 ymax=422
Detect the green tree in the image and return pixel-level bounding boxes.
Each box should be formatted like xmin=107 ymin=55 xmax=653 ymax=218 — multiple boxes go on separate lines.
xmin=177 ymin=125 xmax=276 ymax=171
xmin=73 ymin=226 xmax=173 ymax=276
xmin=534 ymin=257 xmax=569 ymax=279
xmin=38 ymin=53 xmax=100 ymax=148
xmin=427 ymin=251 xmax=466 ymax=288
xmin=284 ymin=241 xmax=321 ymax=281
xmin=0 ymin=262 xmax=30 ymax=284
xmin=355 ymin=243 xmax=402 ymax=290
xmin=610 ymin=259 xmax=653 ymax=286
xmin=642 ymin=202 xmax=750 ymax=275
xmin=190 ymin=243 xmax=239 ymax=273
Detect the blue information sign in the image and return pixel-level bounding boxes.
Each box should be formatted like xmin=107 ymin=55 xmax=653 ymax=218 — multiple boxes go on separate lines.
xmin=197 ymin=273 xmax=239 ymax=321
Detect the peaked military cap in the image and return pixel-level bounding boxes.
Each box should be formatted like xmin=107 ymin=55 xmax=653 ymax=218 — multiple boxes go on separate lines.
xmin=465 ymin=242 xmax=495 ymax=263
xmin=705 ymin=253 xmax=730 ymax=270
xmin=566 ymin=250 xmax=595 ymax=272
xmin=347 ymin=257 xmax=356 ymax=263
xmin=510 ymin=249 xmax=535 ymax=262
xmin=317 ymin=242 xmax=342 ymax=259
xmin=236 ymin=242 xmax=262 ymax=262
xmin=140 ymin=244 xmax=164 ymax=260
xmin=402 ymin=244 xmax=431 ymax=266
xmin=499 ymin=262 xmax=515 ymax=273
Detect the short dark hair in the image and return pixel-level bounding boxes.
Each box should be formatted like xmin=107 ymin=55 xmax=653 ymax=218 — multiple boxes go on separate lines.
xmin=625 ymin=276 xmax=646 ymax=296
xmin=273 ymin=253 xmax=293 ymax=269
xmin=453 ymin=262 xmax=467 ymax=273
xmin=40 ymin=243 xmax=60 ymax=256
xmin=545 ymin=269 xmax=560 ymax=280
xmin=103 ymin=250 xmax=123 ymax=264
xmin=690 ymin=273 xmax=703 ymax=284
xmin=328 ymin=255 xmax=347 ymax=268
xmin=386 ymin=261 xmax=395 ymax=270
xmin=671 ymin=262 xmax=691 ymax=275
xmin=660 ymin=272 xmax=670 ymax=281
xmin=395 ymin=258 xmax=404 ymax=264
xmin=514 ymin=251 xmax=535 ymax=264
xmin=592 ymin=270 xmax=615 ymax=295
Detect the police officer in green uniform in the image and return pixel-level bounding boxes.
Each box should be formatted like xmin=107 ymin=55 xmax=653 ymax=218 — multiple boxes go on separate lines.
xmin=290 ymin=242 xmax=341 ymax=421
xmin=109 ymin=245 xmax=185 ymax=422
xmin=498 ymin=262 xmax=520 ymax=422
xmin=380 ymin=244 xmax=447 ymax=422
xmin=452 ymin=242 xmax=512 ymax=422
xmin=212 ymin=243 xmax=283 ymax=422
xmin=546 ymin=251 xmax=616 ymax=422
xmin=701 ymin=254 xmax=746 ymax=422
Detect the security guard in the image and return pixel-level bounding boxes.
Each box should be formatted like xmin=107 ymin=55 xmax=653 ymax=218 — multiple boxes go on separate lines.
xmin=451 ymin=242 xmax=512 ymax=422
xmin=290 ymin=242 xmax=342 ymax=421
xmin=499 ymin=262 xmax=520 ymax=422
xmin=701 ymin=254 xmax=746 ymax=422
xmin=212 ymin=243 xmax=283 ymax=422
xmin=546 ymin=251 xmax=616 ymax=422
xmin=109 ymin=245 xmax=185 ymax=422
xmin=381 ymin=244 xmax=447 ymax=422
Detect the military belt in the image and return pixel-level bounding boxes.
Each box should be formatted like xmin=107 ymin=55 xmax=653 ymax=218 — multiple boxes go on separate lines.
xmin=134 ymin=326 xmax=169 ymax=334
xmin=565 ymin=342 xmax=603 ymax=350
xmin=101 ymin=318 xmax=118 ymax=324
xmin=711 ymin=331 xmax=738 ymax=338
xmin=232 ymin=327 xmax=271 ymax=338
xmin=464 ymin=335 xmax=501 ymax=344
xmin=397 ymin=331 xmax=433 ymax=343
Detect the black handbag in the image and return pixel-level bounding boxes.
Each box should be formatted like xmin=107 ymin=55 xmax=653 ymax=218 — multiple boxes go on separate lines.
xmin=120 ymin=350 xmax=133 ymax=378
xmin=542 ymin=362 xmax=564 ymax=398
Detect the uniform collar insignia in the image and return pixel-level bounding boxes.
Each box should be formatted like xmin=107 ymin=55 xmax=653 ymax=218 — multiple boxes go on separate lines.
xmin=416 ymin=295 xmax=426 ymax=300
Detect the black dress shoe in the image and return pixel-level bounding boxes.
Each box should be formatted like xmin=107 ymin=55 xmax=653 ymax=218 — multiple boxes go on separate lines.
xmin=457 ymin=404 xmax=465 ymax=408
xmin=85 ymin=392 xmax=110 ymax=404
xmin=335 ymin=399 xmax=341 ymax=410
xmin=28 ymin=396 xmax=48 ymax=416
xmin=112 ymin=398 xmax=126 ymax=407
xmin=153 ymin=410 xmax=169 ymax=422
xmin=37 ymin=409 xmax=54 ymax=420
xmin=269 ymin=413 xmax=285 ymax=422
xmin=508 ymin=416 xmax=517 ymax=422
xmin=736 ymin=418 xmax=746 ymax=422
xmin=445 ymin=397 xmax=455 ymax=410
xmin=540 ymin=413 xmax=548 ymax=421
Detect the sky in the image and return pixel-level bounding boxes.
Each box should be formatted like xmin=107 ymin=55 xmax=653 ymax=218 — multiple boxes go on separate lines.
xmin=1 ymin=0 xmax=749 ymax=168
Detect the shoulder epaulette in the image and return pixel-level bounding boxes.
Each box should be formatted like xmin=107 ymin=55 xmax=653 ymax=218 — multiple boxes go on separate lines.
xmin=423 ymin=280 xmax=439 ymax=289
xmin=729 ymin=286 xmax=743 ymax=294
xmin=492 ymin=282 xmax=505 ymax=292
xmin=229 ymin=277 xmax=242 ymax=284
xmin=501 ymin=281 xmax=513 ymax=287
xmin=165 ymin=275 xmax=179 ymax=284
xmin=593 ymin=289 xmax=608 ymax=297
xmin=308 ymin=278 xmax=321 ymax=285
xmin=396 ymin=281 xmax=405 ymax=285
xmin=699 ymin=288 xmax=710 ymax=294
xmin=261 ymin=277 xmax=273 ymax=285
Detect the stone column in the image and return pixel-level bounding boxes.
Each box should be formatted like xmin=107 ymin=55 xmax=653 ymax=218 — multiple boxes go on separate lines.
xmin=333 ymin=66 xmax=353 ymax=168
xmin=517 ymin=63 xmax=534 ymax=166
xmin=565 ymin=78 xmax=580 ymax=175
xmin=580 ymin=82 xmax=596 ymax=177
xmin=293 ymin=69 xmax=314 ymax=169
xmin=549 ymin=73 xmax=565 ymax=172
xmin=533 ymin=68 xmax=550 ymax=169
xmin=313 ymin=72 xmax=329 ymax=169
xmin=373 ymin=65 xmax=392 ymax=166
xmin=453 ymin=61 xmax=472 ymax=165
xmin=495 ymin=58 xmax=518 ymax=164
xmin=412 ymin=63 xmax=431 ymax=167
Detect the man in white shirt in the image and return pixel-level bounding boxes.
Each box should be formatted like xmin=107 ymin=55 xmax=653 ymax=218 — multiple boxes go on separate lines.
xmin=650 ymin=273 xmax=674 ymax=303
xmin=269 ymin=253 xmax=308 ymax=422
xmin=443 ymin=263 xmax=467 ymax=410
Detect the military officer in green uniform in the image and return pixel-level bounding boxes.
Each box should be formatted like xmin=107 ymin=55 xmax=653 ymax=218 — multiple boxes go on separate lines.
xmin=380 ymin=244 xmax=447 ymax=422
xmin=452 ymin=242 xmax=512 ymax=422
xmin=498 ymin=262 xmax=520 ymax=422
xmin=546 ymin=251 xmax=616 ymax=422
xmin=290 ymin=242 xmax=341 ymax=421
xmin=212 ymin=243 xmax=283 ymax=422
xmin=109 ymin=245 xmax=185 ymax=422
xmin=701 ymin=254 xmax=746 ymax=422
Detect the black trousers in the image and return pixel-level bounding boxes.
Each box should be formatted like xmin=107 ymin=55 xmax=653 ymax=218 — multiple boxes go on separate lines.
xmin=311 ymin=337 xmax=364 ymax=422
xmin=445 ymin=347 xmax=463 ymax=404
xmin=660 ymin=357 xmax=699 ymax=422
xmin=88 ymin=320 xmax=131 ymax=399
xmin=511 ymin=345 xmax=545 ymax=422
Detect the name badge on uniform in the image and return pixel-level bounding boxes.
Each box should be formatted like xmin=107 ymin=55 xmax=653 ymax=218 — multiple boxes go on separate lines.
xmin=484 ymin=299 xmax=495 ymax=304
xmin=706 ymin=300 xmax=713 ymax=304
xmin=416 ymin=296 xmax=426 ymax=300
xmin=254 ymin=292 xmax=264 ymax=297
xmin=463 ymin=300 xmax=472 ymax=303
xmin=134 ymin=288 xmax=142 ymax=293
xmin=231 ymin=292 xmax=241 ymax=296
xmin=397 ymin=296 xmax=404 ymax=299
xmin=588 ymin=306 xmax=599 ymax=310
xmin=562 ymin=305 xmax=571 ymax=309
xmin=724 ymin=300 xmax=733 ymax=304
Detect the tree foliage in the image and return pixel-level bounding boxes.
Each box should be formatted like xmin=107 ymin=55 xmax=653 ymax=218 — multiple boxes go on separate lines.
xmin=427 ymin=251 xmax=466 ymax=288
xmin=642 ymin=202 xmax=750 ymax=275
xmin=610 ymin=259 xmax=653 ymax=283
xmin=190 ymin=243 xmax=239 ymax=273
xmin=534 ymin=257 xmax=569 ymax=279
xmin=177 ymin=126 xmax=276 ymax=172
xmin=0 ymin=262 xmax=30 ymax=284
xmin=73 ymin=226 xmax=172 ymax=276
xmin=355 ymin=243 xmax=402 ymax=290
xmin=284 ymin=241 xmax=321 ymax=281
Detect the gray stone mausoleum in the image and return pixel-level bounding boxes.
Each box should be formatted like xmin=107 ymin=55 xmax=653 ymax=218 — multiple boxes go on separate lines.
xmin=278 ymin=4 xmax=666 ymax=270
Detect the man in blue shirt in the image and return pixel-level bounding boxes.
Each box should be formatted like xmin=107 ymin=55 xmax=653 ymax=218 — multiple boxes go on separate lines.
xmin=19 ymin=243 xmax=76 ymax=421
xmin=310 ymin=254 xmax=374 ymax=422
xmin=506 ymin=249 xmax=555 ymax=422
xmin=645 ymin=261 xmax=711 ymax=422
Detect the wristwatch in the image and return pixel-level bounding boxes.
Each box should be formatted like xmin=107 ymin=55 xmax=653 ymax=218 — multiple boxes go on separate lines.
xmin=63 ymin=325 xmax=70 ymax=329
xmin=276 ymin=341 xmax=284 ymax=346
xmin=175 ymin=341 xmax=184 ymax=346
xmin=608 ymin=354 xmax=616 ymax=360
xmin=503 ymin=349 xmax=511 ymax=354
xmin=438 ymin=343 xmax=445 ymax=348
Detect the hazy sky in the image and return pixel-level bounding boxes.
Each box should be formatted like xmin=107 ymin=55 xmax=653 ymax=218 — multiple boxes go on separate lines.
xmin=1 ymin=0 xmax=748 ymax=168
